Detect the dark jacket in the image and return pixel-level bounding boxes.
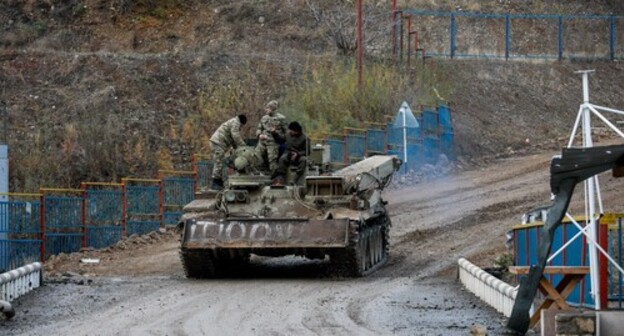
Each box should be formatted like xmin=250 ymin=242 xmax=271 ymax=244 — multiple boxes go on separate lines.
xmin=273 ymin=132 xmax=309 ymax=157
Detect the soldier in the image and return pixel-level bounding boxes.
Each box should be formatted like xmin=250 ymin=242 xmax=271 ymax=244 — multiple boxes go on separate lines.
xmin=271 ymin=121 xmax=309 ymax=186
xmin=255 ymin=100 xmax=287 ymax=174
xmin=209 ymin=114 xmax=248 ymax=190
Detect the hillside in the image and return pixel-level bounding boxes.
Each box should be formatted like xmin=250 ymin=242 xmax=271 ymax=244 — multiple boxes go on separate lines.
xmin=1 ymin=0 xmax=624 ymax=190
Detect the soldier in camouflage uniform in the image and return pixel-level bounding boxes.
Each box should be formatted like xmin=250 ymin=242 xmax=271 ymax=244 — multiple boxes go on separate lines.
xmin=209 ymin=114 xmax=248 ymax=190
xmin=255 ymin=100 xmax=288 ymax=173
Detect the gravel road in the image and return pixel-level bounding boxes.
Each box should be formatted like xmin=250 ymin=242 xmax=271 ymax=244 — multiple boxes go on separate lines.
xmin=5 ymin=150 xmax=621 ymax=336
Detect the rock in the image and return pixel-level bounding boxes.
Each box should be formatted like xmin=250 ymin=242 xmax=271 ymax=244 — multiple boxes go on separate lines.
xmin=436 ymin=154 xmax=450 ymax=167
xmin=128 ymin=233 xmax=139 ymax=240
xmin=469 ymin=324 xmax=487 ymax=335
xmin=62 ymin=271 xmax=81 ymax=278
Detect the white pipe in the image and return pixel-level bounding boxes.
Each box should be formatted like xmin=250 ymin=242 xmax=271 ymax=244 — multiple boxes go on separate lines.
xmin=567 ymin=105 xmax=584 ymax=148
xmin=402 ymin=107 xmax=407 ymax=164
xmin=592 ymin=104 xmax=624 ymax=117
xmin=567 ymin=215 xmax=624 ymax=277
xmin=588 ymin=105 xmax=624 ymax=139
xmin=594 ymin=175 xmax=604 ymax=215
xmin=547 ymin=219 xmax=587 ymax=263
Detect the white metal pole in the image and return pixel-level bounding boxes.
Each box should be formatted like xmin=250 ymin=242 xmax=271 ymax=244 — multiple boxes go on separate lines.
xmin=567 ymin=105 xmax=584 ymax=148
xmin=402 ymin=106 xmax=408 ymax=167
xmin=580 ymin=70 xmax=601 ymax=309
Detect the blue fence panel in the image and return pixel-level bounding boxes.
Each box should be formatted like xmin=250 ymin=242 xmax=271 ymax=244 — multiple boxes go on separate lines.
xmin=515 ymin=222 xmax=594 ymax=307
xmin=423 ymin=109 xmax=438 ymax=136
xmin=455 ymin=15 xmax=506 ymax=59
xmin=0 ymin=240 xmax=40 ymax=272
xmin=550 ymin=225 xmax=564 ymax=291
xmin=126 ymin=184 xmax=161 ymax=236
xmin=44 ymin=196 xmax=83 ymax=257
xmin=388 ymin=127 xmax=422 ymax=147
xmin=45 ymin=233 xmax=82 ymax=258
xmin=87 ymin=226 xmax=122 ymax=249
xmin=86 ymin=190 xmax=123 ymax=224
xmin=126 ymin=185 xmax=159 ymax=215
xmin=0 ymin=200 xmax=41 ymax=272
xmin=438 ymin=105 xmax=452 ymax=131
xmin=45 ymin=196 xmax=82 ymax=229
xmin=85 ymin=189 xmax=123 ymax=249
xmin=127 ymin=221 xmax=161 ymax=236
xmin=162 ymin=177 xmax=195 ymax=227
xmin=196 ymin=160 xmax=213 ymax=190
xmin=387 ymin=126 xmax=403 ymax=149
xmin=424 ymin=137 xmax=440 ymax=163
xmin=163 ymin=212 xmax=182 ymax=226
xmin=345 ymin=133 xmax=366 ymax=160
xmin=441 ymin=132 xmax=454 ymax=158
xmin=405 ymin=144 xmax=422 ymax=171
xmin=162 ymin=177 xmax=195 ymax=208
xmin=402 ymin=10 xmax=623 ymax=61
xmin=326 ymin=139 xmax=345 ymax=163
xmin=367 ymin=129 xmax=386 ymax=153
xmin=527 ymin=226 xmax=539 ymax=266
xmin=515 ymin=228 xmax=528 ymax=266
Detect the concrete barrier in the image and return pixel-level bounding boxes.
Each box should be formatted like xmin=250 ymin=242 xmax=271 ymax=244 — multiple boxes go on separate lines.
xmin=0 ymin=262 xmax=42 ymax=303
xmin=458 ymin=257 xmax=517 ymax=317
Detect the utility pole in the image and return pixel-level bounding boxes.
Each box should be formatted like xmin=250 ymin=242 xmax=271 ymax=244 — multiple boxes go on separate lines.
xmin=356 ymin=0 xmax=363 ymax=88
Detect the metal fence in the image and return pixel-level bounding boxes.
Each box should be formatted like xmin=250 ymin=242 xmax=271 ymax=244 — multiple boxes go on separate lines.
xmin=394 ymin=10 xmax=624 ymax=61
xmin=41 ymin=189 xmax=84 ymax=259
xmin=0 ymin=194 xmax=41 ymax=273
xmin=123 ymin=178 xmax=161 ymax=237
xmin=1 ymin=105 xmax=453 ymax=265
xmin=323 ymin=104 xmax=454 ymax=170
xmin=512 ymin=216 xmax=624 ymax=309
xmin=159 ymin=171 xmax=196 ymax=226
xmin=83 ymin=183 xmax=124 ymax=249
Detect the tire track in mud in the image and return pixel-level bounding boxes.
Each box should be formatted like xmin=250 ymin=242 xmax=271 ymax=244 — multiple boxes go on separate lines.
xmin=386 ymin=154 xmax=550 ymax=210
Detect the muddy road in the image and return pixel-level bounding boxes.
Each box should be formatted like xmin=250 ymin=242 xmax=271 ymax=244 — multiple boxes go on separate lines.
xmin=4 ymin=151 xmax=621 ymax=335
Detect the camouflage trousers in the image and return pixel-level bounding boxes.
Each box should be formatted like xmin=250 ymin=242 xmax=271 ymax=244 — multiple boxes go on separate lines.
xmin=210 ymin=142 xmax=227 ymax=179
xmin=255 ymin=140 xmax=279 ymax=172
xmin=274 ymin=153 xmax=306 ymax=182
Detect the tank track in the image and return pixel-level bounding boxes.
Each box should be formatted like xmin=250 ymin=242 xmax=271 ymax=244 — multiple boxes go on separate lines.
xmin=180 ymin=248 xmax=250 ymax=278
xmin=330 ymin=215 xmax=390 ymax=277
xmin=180 ymin=249 xmax=217 ymax=278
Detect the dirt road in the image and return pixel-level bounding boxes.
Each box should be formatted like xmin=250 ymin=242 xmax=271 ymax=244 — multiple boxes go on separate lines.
xmin=5 ymin=150 xmax=622 ymax=335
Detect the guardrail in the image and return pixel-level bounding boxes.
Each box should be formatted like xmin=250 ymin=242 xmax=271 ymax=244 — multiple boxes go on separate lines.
xmin=0 ymin=262 xmax=42 ymax=318
xmin=457 ymin=257 xmax=517 ymax=317
xmin=0 ymin=262 xmax=42 ymax=302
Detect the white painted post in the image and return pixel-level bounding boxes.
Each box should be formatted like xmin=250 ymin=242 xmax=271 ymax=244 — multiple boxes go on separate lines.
xmin=578 ymin=71 xmax=601 ymax=309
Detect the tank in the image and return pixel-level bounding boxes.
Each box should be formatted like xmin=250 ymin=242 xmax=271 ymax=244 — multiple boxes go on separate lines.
xmin=179 ymin=147 xmax=401 ymax=278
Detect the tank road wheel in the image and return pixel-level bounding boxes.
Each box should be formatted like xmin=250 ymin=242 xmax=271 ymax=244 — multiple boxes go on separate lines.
xmin=180 ymin=249 xmax=217 ymax=279
xmin=330 ymin=217 xmax=390 ymax=277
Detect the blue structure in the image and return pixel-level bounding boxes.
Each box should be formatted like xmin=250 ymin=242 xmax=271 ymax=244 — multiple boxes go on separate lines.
xmin=398 ymin=9 xmax=623 ymax=61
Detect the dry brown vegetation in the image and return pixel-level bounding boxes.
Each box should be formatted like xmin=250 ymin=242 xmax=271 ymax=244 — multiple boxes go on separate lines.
xmin=0 ymin=0 xmax=623 ymax=191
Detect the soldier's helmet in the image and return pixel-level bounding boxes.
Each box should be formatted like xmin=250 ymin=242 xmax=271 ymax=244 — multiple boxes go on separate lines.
xmin=234 ymin=156 xmax=249 ymax=171
xmin=264 ymin=100 xmax=279 ymax=111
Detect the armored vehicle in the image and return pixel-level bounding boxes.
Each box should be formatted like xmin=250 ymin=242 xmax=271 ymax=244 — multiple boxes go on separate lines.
xmin=179 ymin=147 xmax=401 ymax=278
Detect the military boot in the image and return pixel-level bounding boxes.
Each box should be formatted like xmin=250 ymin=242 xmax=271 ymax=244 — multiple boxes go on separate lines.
xmin=211 ymin=178 xmax=224 ymax=191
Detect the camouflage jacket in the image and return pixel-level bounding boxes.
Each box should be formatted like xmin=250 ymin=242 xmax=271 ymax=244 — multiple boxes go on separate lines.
xmin=256 ymin=112 xmax=287 ymax=144
xmin=210 ymin=117 xmax=246 ymax=148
